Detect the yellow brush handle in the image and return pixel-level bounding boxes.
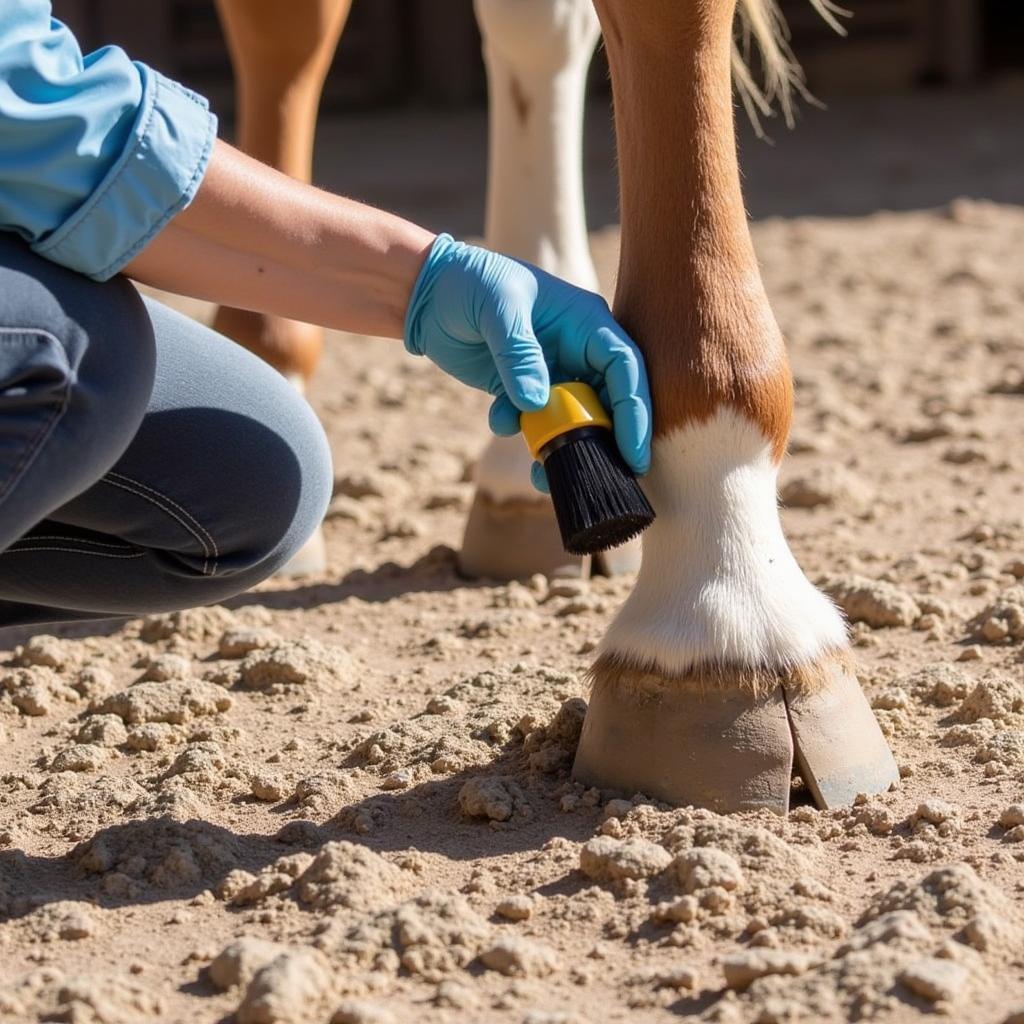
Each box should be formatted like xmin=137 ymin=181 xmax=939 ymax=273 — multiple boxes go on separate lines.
xmin=519 ymin=381 xmax=612 ymax=460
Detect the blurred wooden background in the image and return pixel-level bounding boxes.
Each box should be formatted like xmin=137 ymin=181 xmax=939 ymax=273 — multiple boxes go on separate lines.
xmin=51 ymin=1 xmax=1022 ymax=116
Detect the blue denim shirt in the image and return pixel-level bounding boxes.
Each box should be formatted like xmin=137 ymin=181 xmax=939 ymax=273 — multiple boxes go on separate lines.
xmin=0 ymin=0 xmax=217 ymax=280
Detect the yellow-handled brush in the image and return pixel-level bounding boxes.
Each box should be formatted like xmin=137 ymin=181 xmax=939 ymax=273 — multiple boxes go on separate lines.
xmin=520 ymin=382 xmax=655 ymax=556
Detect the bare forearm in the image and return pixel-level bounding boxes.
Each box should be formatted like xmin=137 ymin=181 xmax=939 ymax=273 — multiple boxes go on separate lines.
xmin=124 ymin=140 xmax=435 ymax=339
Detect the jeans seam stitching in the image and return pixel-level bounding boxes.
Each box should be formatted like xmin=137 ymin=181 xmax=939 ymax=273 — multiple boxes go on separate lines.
xmin=0 ymin=545 xmax=145 ymax=559
xmin=13 ymin=534 xmax=136 ymax=550
xmin=106 ymin=471 xmax=219 ymax=563
xmin=100 ymin=477 xmax=216 ymax=575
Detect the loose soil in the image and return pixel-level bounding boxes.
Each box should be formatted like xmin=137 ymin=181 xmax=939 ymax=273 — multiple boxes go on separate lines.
xmin=3 ymin=201 xmax=1024 ymax=1023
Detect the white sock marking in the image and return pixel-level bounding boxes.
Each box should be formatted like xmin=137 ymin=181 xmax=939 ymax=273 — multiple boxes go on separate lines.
xmin=601 ymin=408 xmax=848 ymax=675
xmin=474 ymin=434 xmax=544 ymax=504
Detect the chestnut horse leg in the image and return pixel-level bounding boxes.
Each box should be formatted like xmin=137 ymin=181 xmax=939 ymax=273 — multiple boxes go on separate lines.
xmin=460 ymin=0 xmax=640 ymax=580
xmin=572 ymin=0 xmax=898 ymax=812
xmin=212 ymin=0 xmax=351 ymax=387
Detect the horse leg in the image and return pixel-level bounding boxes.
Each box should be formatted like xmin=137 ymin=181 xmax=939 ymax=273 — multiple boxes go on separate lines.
xmin=460 ymin=0 xmax=639 ymax=580
xmin=572 ymin=0 xmax=898 ymax=812
xmin=212 ymin=0 xmax=351 ymax=387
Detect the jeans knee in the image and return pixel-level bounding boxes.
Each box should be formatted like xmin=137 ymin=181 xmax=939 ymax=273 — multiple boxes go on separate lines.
xmin=263 ymin=401 xmax=333 ymax=567
xmin=209 ymin=381 xmax=333 ymax=584
xmin=109 ymin=405 xmax=331 ymax=616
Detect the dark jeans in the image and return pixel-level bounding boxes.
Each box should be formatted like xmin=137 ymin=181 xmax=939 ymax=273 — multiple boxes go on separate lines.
xmin=0 ymin=235 xmax=333 ymax=627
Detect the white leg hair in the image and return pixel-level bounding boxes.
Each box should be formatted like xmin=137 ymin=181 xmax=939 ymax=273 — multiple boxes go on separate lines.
xmin=468 ymin=1 xmax=600 ymax=516
xmin=472 ymin=434 xmax=539 ymax=504
xmin=473 ymin=0 xmax=600 ymax=289
xmin=600 ymin=407 xmax=848 ymax=680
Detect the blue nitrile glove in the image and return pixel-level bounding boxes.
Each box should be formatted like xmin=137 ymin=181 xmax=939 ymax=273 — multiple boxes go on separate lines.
xmin=404 ymin=234 xmax=651 ymax=493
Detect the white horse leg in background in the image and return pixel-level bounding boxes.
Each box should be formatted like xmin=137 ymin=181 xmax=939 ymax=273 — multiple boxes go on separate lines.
xmin=460 ymin=0 xmax=641 ymax=580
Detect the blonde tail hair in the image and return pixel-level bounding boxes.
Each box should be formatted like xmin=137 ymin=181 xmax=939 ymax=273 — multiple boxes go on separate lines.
xmin=733 ymin=0 xmax=849 ymax=135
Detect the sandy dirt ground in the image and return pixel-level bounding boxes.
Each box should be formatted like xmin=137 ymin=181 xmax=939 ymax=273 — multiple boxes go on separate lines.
xmin=3 ymin=98 xmax=1024 ymax=1023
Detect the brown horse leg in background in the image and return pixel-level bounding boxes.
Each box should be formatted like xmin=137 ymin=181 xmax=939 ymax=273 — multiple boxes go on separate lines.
xmin=212 ymin=0 xmax=352 ymax=388
xmin=211 ymin=0 xmax=350 ymax=576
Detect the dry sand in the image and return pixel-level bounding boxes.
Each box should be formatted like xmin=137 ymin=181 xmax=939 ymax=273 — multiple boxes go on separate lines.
xmin=3 ymin=200 xmax=1024 ymax=1023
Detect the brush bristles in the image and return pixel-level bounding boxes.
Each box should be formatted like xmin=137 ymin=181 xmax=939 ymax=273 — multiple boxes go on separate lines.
xmin=543 ymin=430 xmax=655 ymax=556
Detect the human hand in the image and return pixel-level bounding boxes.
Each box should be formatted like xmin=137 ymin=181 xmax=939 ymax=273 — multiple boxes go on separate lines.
xmin=404 ymin=234 xmax=651 ymax=491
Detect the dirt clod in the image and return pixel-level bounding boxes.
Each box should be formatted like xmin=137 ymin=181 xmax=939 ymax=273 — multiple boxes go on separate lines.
xmin=722 ymin=949 xmax=812 ymax=990
xmin=458 ymin=776 xmax=520 ymax=822
xmin=899 ymin=957 xmax=970 ymax=1003
xmin=821 ymin=575 xmax=921 ymax=628
xmin=578 ymin=836 xmax=672 ymax=882
xmin=235 ymin=949 xmax=330 ymax=1024
xmin=480 ymin=936 xmax=559 ymax=977
xmin=239 ymin=639 xmax=353 ymax=691
xmin=209 ymin=938 xmax=286 ymax=991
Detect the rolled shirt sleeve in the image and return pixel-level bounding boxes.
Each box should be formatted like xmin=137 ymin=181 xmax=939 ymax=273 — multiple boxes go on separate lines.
xmin=0 ymin=1 xmax=217 ymax=280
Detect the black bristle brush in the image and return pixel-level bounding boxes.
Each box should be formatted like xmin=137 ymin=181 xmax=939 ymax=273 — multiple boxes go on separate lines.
xmin=520 ymin=382 xmax=655 ymax=556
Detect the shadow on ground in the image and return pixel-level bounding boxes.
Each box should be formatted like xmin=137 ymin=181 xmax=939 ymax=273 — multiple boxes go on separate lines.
xmin=0 ymin=742 xmax=592 ymax=921
xmin=0 ymin=545 xmax=483 ymax=649
xmin=223 ymin=544 xmax=490 ymax=612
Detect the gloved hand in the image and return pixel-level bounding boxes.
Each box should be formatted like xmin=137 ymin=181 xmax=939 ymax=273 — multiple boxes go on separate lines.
xmin=404 ymin=233 xmax=651 ymax=492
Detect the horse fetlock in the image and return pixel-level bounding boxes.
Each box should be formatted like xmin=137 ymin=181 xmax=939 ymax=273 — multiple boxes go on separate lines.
xmin=600 ymin=408 xmax=847 ymax=684
xmin=212 ymin=307 xmax=323 ymax=382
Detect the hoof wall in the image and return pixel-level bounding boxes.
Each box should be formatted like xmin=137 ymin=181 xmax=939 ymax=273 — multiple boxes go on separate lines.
xmin=458 ymin=492 xmax=643 ymax=582
xmin=459 ymin=434 xmax=641 ymax=581
xmin=573 ymin=659 xmax=899 ymax=814
xmin=784 ymin=666 xmax=899 ymax=808
xmin=458 ymin=490 xmax=586 ymax=581
xmin=572 ymin=677 xmax=794 ymax=814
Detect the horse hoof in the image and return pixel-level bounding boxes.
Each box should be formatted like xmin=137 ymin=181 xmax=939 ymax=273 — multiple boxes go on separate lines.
xmin=783 ymin=664 xmax=899 ymax=809
xmin=458 ymin=490 xmax=586 ymax=580
xmin=458 ymin=435 xmax=643 ymax=581
xmin=277 ymin=525 xmax=327 ymax=578
xmin=572 ymin=670 xmax=794 ymax=814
